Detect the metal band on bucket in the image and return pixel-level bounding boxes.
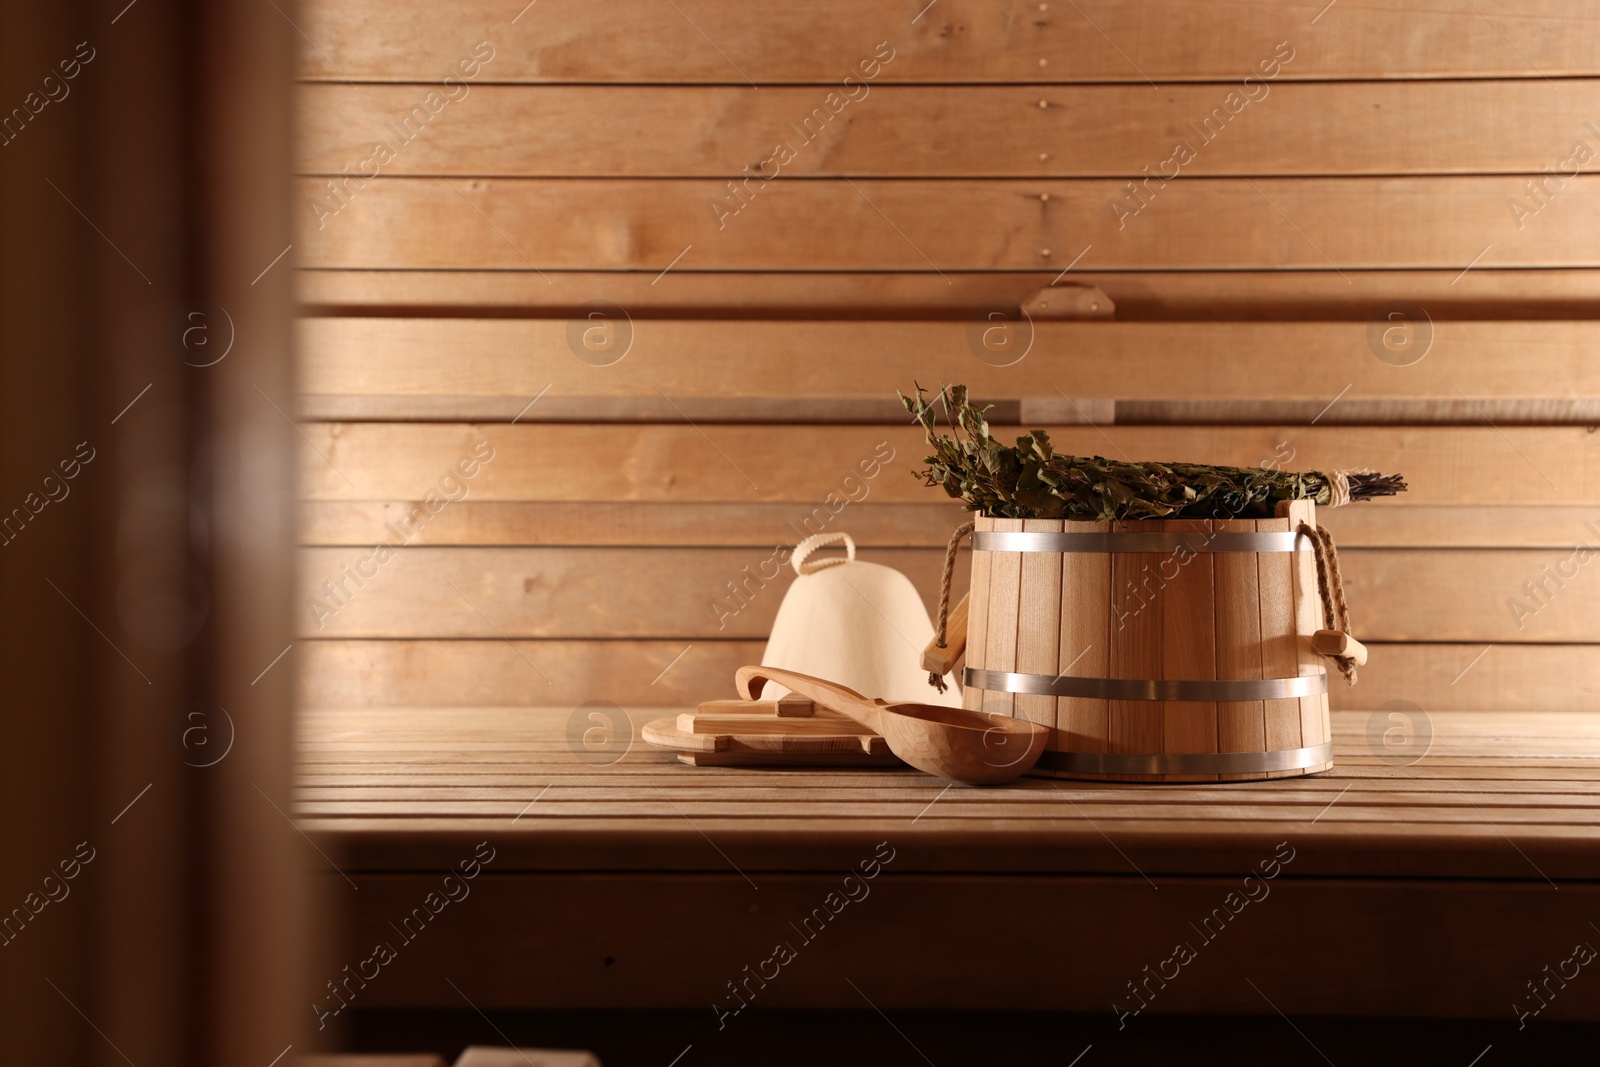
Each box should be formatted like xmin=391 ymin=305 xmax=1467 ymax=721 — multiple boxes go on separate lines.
xmin=1035 ymin=742 xmax=1333 ymax=776
xmin=964 ymin=668 xmax=1328 ymax=702
xmin=973 ymin=530 xmax=1301 ymax=554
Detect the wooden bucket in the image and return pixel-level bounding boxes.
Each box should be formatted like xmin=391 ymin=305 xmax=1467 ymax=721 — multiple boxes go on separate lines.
xmin=959 ymin=500 xmax=1334 ymax=782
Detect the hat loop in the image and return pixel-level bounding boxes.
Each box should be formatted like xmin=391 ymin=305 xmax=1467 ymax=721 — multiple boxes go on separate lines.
xmin=791 ymin=531 xmax=856 ymax=575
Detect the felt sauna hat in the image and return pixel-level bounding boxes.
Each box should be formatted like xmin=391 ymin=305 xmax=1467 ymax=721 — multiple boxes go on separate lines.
xmin=760 ymin=532 xmax=962 ymax=706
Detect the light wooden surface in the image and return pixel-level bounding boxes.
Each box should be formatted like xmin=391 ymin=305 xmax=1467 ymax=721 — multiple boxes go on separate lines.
xmin=296 ymin=319 xmax=1600 ymax=408
xmin=960 ymin=527 xmax=992 ymax=715
xmin=1312 ymin=629 xmax=1370 ymax=665
xmin=298 ymin=81 xmax=1600 ymax=177
xmin=296 ymin=0 xmax=1600 ymax=82
xmin=296 ymin=706 xmax=1600 ymax=1018
xmin=1214 ymin=519 xmax=1267 ymax=782
xmin=980 ymin=517 xmax=1022 ymax=720
xmin=296 ymin=424 xmax=1600 ymax=504
xmin=299 ymin=501 xmax=1600 ymax=550
xmin=1160 ymin=519 xmax=1221 ymax=783
xmin=1108 ymin=522 xmax=1165 ymax=779
xmin=1057 ymin=520 xmax=1111 ymax=756
xmin=299 ymin=176 xmax=1600 ymax=271
xmin=960 ymin=514 xmax=1333 ymax=783
xmin=298 ymin=706 xmax=1600 ymax=880
xmin=1285 ymin=500 xmax=1335 ymax=775
xmin=1014 ymin=519 xmax=1061 ymax=732
xmin=453 ymin=1050 xmax=599 ymax=1067
xmin=297 ymin=639 xmax=1600 ymax=713
xmin=293 ymin=0 xmax=1600 ymax=749
xmin=641 ymin=697 xmax=899 ymax=768
xmin=297 ymin=546 xmax=970 ymax=639
xmin=734 ymin=666 xmax=1047 ymax=785
xmin=297 ymin=539 xmax=1593 ymax=645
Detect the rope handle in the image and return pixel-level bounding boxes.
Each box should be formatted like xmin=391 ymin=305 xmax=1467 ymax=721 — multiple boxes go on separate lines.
xmin=927 ymin=519 xmax=977 ymax=692
xmin=1297 ymin=521 xmax=1359 ymax=686
xmin=791 ymin=531 xmax=855 ymax=575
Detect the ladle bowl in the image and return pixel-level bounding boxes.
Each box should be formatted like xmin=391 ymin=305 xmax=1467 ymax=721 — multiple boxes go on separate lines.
xmin=735 ymin=666 xmax=1048 ymax=785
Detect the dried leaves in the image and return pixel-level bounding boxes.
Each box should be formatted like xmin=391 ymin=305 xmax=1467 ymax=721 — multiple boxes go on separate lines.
xmin=899 ymin=384 xmax=1405 ymax=521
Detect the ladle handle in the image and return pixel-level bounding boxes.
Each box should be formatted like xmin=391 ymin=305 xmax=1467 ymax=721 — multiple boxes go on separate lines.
xmin=734 ymin=666 xmax=886 ymax=734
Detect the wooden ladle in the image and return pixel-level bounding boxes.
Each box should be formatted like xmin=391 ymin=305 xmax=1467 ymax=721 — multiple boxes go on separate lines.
xmin=735 ymin=666 xmax=1049 ymax=786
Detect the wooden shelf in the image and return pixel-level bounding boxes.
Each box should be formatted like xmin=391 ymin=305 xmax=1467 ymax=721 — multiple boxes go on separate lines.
xmin=297 ymin=707 xmax=1600 ymax=1019
xmin=299 ymin=707 xmax=1600 ymax=879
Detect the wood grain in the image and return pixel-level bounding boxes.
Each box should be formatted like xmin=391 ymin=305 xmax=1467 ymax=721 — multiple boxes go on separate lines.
xmin=297 ymin=545 xmax=1600 ymax=641
xmin=297 ymin=0 xmax=1600 ymax=82
xmin=299 ymin=500 xmax=967 ymax=547
xmin=295 ymin=705 xmax=1600 ymax=889
xmin=296 ymin=177 xmax=1600 ymax=271
xmin=962 ymin=516 xmax=993 ymax=714
xmin=1284 ymin=500 xmax=1334 ymax=773
xmin=299 ymin=500 xmax=1600 ymax=551
xmin=297 ymin=81 xmax=1600 ymax=177
xmin=1258 ymin=512 xmax=1304 ymax=777
xmin=297 ymin=424 xmax=1600 ymax=505
xmin=298 ymin=638 xmax=761 ymax=707
xmin=980 ymin=517 xmax=1023 ymax=719
xmin=290 ymin=0 xmax=1600 ymax=777
xmin=1118 ymin=397 xmax=1600 ymax=426
xmin=1341 ymin=548 xmax=1600 ymax=643
xmin=297 ymin=639 xmax=1600 ymax=712
xmin=1107 ymin=522 xmax=1164 ymax=777
xmin=297 ymin=318 xmax=1600 ymax=405
xmin=1056 ymin=520 xmax=1110 ymax=756
xmin=1213 ymin=519 xmax=1267 ymax=782
xmin=1013 ymin=518 xmax=1062 ymax=732
xmin=298 ymin=546 xmax=968 ymax=639
xmin=1159 ymin=520 xmax=1219 ymax=782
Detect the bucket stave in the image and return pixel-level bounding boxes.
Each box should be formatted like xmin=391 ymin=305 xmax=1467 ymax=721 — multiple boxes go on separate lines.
xmin=959 ymin=501 xmax=1333 ymax=782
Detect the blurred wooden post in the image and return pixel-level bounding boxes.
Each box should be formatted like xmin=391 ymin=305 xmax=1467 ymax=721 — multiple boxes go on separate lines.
xmin=0 ymin=1 xmax=308 ymax=1064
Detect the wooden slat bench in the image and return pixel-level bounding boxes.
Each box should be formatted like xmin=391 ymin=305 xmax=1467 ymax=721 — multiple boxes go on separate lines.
xmin=299 ymin=707 xmax=1600 ymax=1024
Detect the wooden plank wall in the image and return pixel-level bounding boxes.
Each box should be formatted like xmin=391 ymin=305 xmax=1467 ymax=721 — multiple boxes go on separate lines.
xmin=294 ymin=0 xmax=1600 ymax=717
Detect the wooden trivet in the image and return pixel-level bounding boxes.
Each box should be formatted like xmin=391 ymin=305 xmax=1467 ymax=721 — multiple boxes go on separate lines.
xmin=642 ymin=694 xmax=901 ymax=768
